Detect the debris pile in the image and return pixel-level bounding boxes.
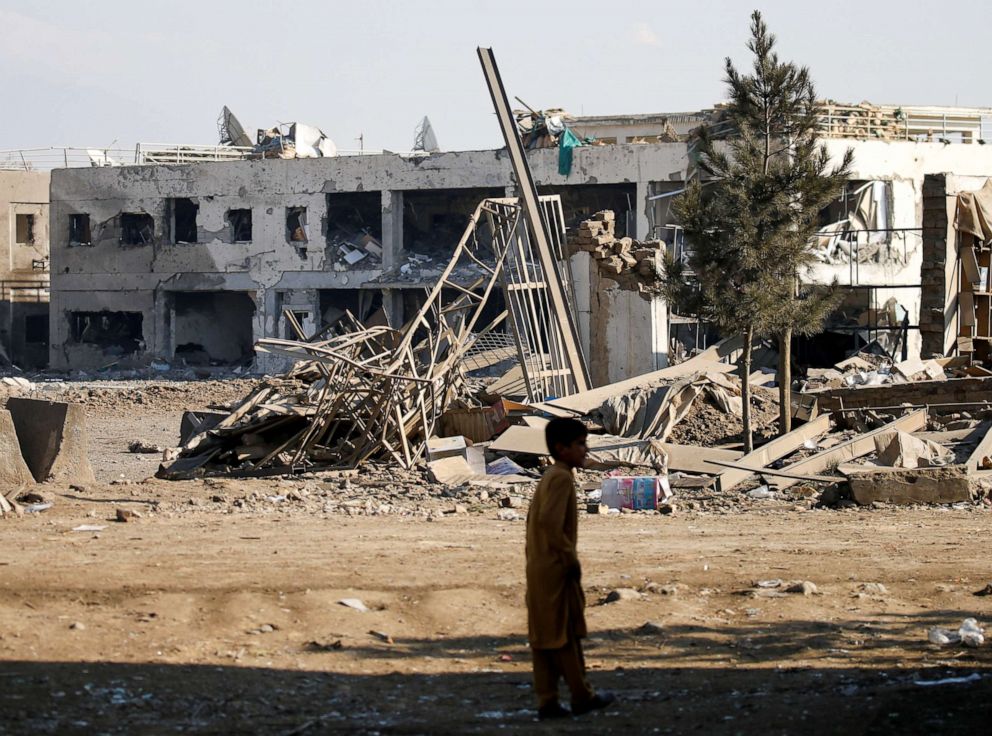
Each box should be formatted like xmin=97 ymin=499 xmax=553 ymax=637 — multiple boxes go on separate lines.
xmin=515 ymin=107 xmax=575 ymax=149
xmin=327 ymin=231 xmax=383 ymax=269
xmin=251 ymin=123 xmax=337 ymax=160
xmin=568 ymin=211 xmax=664 ymax=296
xmin=158 ymin=194 xmax=581 ymax=478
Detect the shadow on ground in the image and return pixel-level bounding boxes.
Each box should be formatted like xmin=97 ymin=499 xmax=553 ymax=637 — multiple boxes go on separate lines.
xmin=4 ymin=611 xmax=992 ymax=735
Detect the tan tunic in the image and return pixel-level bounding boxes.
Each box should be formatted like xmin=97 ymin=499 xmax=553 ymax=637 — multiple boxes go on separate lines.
xmin=525 ymin=462 xmax=587 ymax=649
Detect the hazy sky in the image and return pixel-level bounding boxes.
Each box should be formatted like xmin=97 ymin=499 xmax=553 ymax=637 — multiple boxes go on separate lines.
xmin=2 ymin=1 xmax=989 ymax=154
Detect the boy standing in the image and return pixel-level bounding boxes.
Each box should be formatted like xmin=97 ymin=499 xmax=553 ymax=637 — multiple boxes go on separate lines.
xmin=525 ymin=417 xmax=614 ymax=720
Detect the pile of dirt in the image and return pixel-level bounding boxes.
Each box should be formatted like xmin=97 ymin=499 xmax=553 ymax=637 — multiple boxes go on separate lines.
xmin=1 ymin=379 xmax=259 ymax=416
xmin=668 ymin=386 xmax=780 ymax=447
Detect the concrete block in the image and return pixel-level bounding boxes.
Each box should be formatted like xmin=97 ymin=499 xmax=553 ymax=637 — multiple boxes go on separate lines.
xmin=847 ymin=466 xmax=971 ymax=505
xmin=0 ymin=409 xmax=34 ymax=487
xmin=6 ymin=398 xmax=95 ymax=484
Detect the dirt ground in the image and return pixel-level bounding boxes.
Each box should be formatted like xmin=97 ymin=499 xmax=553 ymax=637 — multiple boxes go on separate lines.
xmin=2 ymin=379 xmax=992 ymax=734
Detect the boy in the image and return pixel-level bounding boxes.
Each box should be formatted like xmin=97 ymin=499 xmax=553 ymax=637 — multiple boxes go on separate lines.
xmin=525 ymin=417 xmax=615 ymax=720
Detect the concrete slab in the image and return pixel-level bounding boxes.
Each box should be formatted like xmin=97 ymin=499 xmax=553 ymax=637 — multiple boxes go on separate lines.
xmin=0 ymin=408 xmax=34 ymax=487
xmin=847 ymin=465 xmax=971 ymax=505
xmin=6 ymin=398 xmax=95 ymax=484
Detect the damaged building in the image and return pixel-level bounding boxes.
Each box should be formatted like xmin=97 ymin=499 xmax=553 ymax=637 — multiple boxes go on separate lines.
xmin=47 ymin=144 xmax=671 ymax=382
xmin=1 ymin=170 xmax=50 ymax=369
xmin=42 ymin=101 xmax=992 ymax=379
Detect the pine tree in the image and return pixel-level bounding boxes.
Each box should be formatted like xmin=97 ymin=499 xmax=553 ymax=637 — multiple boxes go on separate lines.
xmin=662 ymin=10 xmax=852 ymax=452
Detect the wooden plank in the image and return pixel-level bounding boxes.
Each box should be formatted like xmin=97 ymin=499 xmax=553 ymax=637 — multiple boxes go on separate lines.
xmin=715 ymin=414 xmax=832 ymax=492
xmin=915 ymin=424 xmax=989 ymax=444
xmin=489 ymin=425 xmax=741 ymax=473
xmin=962 ymin=244 xmax=981 ymax=286
xmin=769 ymin=410 xmax=927 ymax=491
xmin=966 ymin=421 xmax=992 ymax=473
xmin=543 ymin=357 xmax=734 ymax=415
xmin=960 ymin=289 xmax=976 ymax=328
xmin=704 ymin=459 xmax=839 ymax=483
xmin=663 ymin=444 xmax=742 ymax=474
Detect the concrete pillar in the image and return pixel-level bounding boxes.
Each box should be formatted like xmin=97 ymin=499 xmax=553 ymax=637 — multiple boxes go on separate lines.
xmin=568 ymin=252 xmax=593 ymax=364
xmin=381 ymin=190 xmax=404 ymax=270
xmin=382 ymin=288 xmax=403 ymax=328
xmin=153 ymin=288 xmax=172 ymax=361
xmin=635 ymin=180 xmax=651 ymax=240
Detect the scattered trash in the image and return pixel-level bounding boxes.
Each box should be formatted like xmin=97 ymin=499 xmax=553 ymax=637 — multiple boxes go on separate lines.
xmin=128 ymin=440 xmax=163 ymax=454
xmin=858 ymin=582 xmax=889 ymax=596
xmin=72 ymin=525 xmax=107 ymax=532
xmin=756 ymin=579 xmax=783 ymax=588
xmin=24 ymin=503 xmax=53 ymax=513
xmin=913 ymin=672 xmax=982 ymax=687
xmin=369 ymin=630 xmax=393 ymax=644
xmin=747 ymin=486 xmax=778 ymax=499
xmin=601 ymin=476 xmax=672 ymax=511
xmin=115 ymin=509 xmax=140 ymax=523
xmin=603 ymin=588 xmax=642 ymax=604
xmin=338 ymin=598 xmax=370 ymax=612
xmin=785 ymin=581 xmax=818 ymax=596
xmin=927 ymin=618 xmax=985 ymax=647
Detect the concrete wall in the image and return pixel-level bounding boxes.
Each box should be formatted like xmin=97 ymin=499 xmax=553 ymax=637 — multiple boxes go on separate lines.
xmin=49 ymin=144 xmax=687 ymax=374
xmin=807 ymin=140 xmax=992 ymax=360
xmin=1 ymin=170 xmax=50 ymax=368
xmin=571 ymin=251 xmax=666 ymax=386
xmin=47 ymin=136 xmax=992 ymax=374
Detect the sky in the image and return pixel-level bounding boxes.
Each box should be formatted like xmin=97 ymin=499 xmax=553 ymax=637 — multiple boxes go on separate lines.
xmin=1 ymin=0 xmax=989 ymax=154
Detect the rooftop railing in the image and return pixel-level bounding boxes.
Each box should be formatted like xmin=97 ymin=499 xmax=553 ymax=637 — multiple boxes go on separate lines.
xmin=0 ymin=144 xmax=423 ymax=171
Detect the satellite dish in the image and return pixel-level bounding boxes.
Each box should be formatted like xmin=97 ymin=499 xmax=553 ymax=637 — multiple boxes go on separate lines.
xmin=218 ymin=106 xmax=253 ymax=147
xmin=413 ymin=116 xmax=440 ymax=152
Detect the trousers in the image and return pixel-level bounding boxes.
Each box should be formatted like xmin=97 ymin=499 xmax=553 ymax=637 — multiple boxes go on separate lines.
xmin=531 ymin=637 xmax=595 ymax=708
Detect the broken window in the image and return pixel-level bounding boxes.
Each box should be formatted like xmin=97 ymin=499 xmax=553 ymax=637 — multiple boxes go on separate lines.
xmin=120 ymin=213 xmax=154 ymax=245
xmin=69 ymin=214 xmax=92 ymax=246
xmin=813 ymin=181 xmax=897 ymax=266
xmin=286 ymin=207 xmax=308 ymax=243
xmin=15 ymin=214 xmax=35 ymax=245
xmin=326 ymin=192 xmax=382 ymax=264
xmin=540 ymin=183 xmax=638 ymax=238
xmin=172 ymin=292 xmax=255 ymax=365
xmin=69 ymin=311 xmax=144 ymax=353
xmin=284 ymin=311 xmax=311 ymax=339
xmin=24 ymin=314 xmax=48 ymax=344
xmin=228 ymin=208 xmax=252 ymax=242
xmin=171 ymin=198 xmax=198 ymax=243
xmin=403 ymin=187 xmax=503 ymax=258
xmin=319 ymin=289 xmax=384 ymax=331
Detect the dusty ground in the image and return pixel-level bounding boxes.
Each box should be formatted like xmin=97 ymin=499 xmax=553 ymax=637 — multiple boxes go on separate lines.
xmin=2 ymin=379 xmax=992 ymax=734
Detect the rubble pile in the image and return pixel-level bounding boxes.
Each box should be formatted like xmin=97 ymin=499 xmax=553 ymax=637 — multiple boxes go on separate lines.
xmin=515 ymin=107 xmax=575 ymax=149
xmin=568 ymin=211 xmax=664 ymax=296
xmin=817 ymin=101 xmax=907 ymax=141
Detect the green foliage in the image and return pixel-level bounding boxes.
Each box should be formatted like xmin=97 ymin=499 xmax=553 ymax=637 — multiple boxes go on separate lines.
xmin=662 ymin=10 xmax=853 ymax=341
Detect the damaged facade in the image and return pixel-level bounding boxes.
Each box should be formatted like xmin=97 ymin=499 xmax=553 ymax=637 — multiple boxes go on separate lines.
xmin=1 ymin=170 xmax=50 ymax=369
xmin=48 ymin=145 xmax=673 ymax=380
xmin=44 ymin=102 xmax=992 ymax=378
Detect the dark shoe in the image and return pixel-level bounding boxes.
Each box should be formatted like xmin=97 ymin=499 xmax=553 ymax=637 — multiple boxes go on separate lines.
xmin=537 ymin=703 xmax=572 ymax=720
xmin=572 ymin=691 xmax=615 ymax=716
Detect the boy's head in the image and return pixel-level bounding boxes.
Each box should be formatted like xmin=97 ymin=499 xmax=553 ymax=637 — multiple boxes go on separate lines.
xmin=545 ymin=418 xmax=588 ymax=469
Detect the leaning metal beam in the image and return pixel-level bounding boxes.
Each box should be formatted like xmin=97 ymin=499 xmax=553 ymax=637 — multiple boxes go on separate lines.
xmin=477 ymin=47 xmax=590 ymax=393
